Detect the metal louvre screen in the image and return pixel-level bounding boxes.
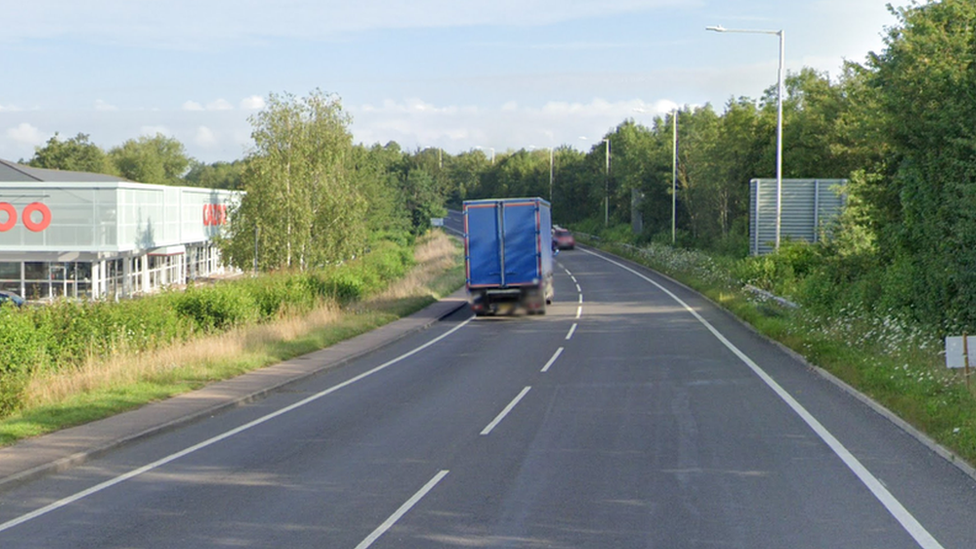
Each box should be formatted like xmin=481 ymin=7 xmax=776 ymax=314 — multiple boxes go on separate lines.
xmin=750 ymin=179 xmax=847 ymax=256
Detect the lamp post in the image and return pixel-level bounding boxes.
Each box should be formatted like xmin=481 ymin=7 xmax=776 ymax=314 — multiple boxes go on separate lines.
xmin=475 ymin=146 xmax=495 ymax=164
xmin=634 ymin=106 xmax=677 ymax=243
xmin=707 ymin=24 xmax=784 ymax=249
xmin=671 ymin=108 xmax=678 ymax=245
xmin=549 ymin=147 xmax=554 ymax=203
xmin=531 ymin=145 xmax=555 ymax=202
xmin=602 ymin=138 xmax=610 ymax=227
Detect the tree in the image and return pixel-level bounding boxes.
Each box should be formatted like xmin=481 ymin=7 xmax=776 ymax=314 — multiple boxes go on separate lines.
xmin=109 ymin=134 xmax=190 ymax=186
xmin=349 ymin=142 xmax=411 ymax=237
xmin=858 ymin=0 xmax=976 ymax=328
xmin=401 ymin=168 xmax=446 ymax=235
xmin=29 ymin=133 xmax=116 ymax=175
xmin=223 ymin=90 xmax=367 ymax=272
xmin=184 ymin=160 xmax=244 ymax=189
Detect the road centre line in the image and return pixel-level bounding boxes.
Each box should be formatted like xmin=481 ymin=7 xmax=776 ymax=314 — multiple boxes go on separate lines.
xmin=565 ymin=323 xmax=577 ymax=340
xmin=576 ymin=306 xmax=582 ymax=320
xmin=354 ymin=470 xmax=450 ymax=549
xmin=542 ymin=347 xmax=564 ymax=373
xmin=0 ymin=318 xmax=474 ymax=535
xmin=580 ymin=248 xmax=946 ymax=549
xmin=481 ymin=387 xmax=532 ymax=435
xmin=575 ymin=284 xmax=581 ymax=293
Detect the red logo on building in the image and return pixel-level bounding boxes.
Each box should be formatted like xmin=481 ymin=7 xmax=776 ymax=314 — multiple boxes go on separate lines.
xmin=0 ymin=202 xmax=52 ymax=232
xmin=203 ymin=204 xmax=227 ymax=227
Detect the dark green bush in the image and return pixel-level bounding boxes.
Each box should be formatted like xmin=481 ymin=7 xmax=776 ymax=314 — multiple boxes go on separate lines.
xmin=0 ymin=309 xmax=47 ymax=414
xmin=325 ymin=270 xmax=368 ymax=303
xmin=174 ymin=284 xmax=258 ymax=332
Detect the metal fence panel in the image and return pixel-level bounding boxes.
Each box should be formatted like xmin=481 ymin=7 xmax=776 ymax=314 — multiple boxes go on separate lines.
xmin=750 ymin=179 xmax=846 ymax=256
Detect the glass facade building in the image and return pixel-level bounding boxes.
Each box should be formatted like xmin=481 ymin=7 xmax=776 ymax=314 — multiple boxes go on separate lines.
xmin=0 ymin=179 xmax=241 ymax=301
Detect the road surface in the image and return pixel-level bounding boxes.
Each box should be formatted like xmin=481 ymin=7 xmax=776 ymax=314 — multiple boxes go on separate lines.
xmin=1 ymin=242 xmax=974 ymax=548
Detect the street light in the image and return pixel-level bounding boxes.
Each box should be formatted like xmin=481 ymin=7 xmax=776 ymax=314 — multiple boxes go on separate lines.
xmin=474 ymin=146 xmax=495 ymax=164
xmin=602 ymin=138 xmax=610 ymax=227
xmin=634 ymin=106 xmax=678 ymax=244
xmin=549 ymin=146 xmax=554 ymax=203
xmin=530 ymin=145 xmax=555 ymax=202
xmin=671 ymin=109 xmax=678 ymax=244
xmin=579 ymin=136 xmax=610 ymax=226
xmin=707 ymin=24 xmax=785 ymax=249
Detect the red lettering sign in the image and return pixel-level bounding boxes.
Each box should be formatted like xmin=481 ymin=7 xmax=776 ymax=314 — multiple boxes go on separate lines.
xmin=0 ymin=202 xmax=51 ymax=232
xmin=0 ymin=203 xmax=15 ymax=232
xmin=202 ymin=204 xmax=227 ymax=226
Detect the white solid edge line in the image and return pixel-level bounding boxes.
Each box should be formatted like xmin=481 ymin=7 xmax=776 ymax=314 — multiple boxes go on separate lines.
xmin=0 ymin=318 xmax=473 ymax=535
xmin=542 ymin=347 xmax=564 ymax=373
xmin=580 ymin=248 xmax=945 ymax=549
xmin=481 ymin=387 xmax=532 ymax=436
xmin=354 ymin=470 xmax=450 ymax=549
xmin=565 ymin=323 xmax=577 ymax=340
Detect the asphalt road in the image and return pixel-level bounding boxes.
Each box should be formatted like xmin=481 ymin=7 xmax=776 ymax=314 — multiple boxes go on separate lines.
xmin=1 ymin=243 xmax=976 ymax=548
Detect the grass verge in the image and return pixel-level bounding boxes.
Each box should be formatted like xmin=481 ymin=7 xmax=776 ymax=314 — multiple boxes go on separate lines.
xmin=0 ymin=231 xmax=465 ymax=446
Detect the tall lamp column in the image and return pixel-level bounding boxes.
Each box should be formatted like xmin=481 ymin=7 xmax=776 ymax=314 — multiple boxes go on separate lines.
xmin=707 ymin=25 xmax=785 ymax=249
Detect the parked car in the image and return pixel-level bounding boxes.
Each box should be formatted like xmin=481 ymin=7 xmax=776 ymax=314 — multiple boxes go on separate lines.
xmin=0 ymin=290 xmax=25 ymax=308
xmin=552 ymin=227 xmax=576 ymax=250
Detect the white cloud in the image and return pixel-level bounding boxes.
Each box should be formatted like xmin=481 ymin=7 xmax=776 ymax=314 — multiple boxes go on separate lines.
xmin=349 ymin=95 xmax=680 ymax=155
xmin=183 ymin=99 xmax=235 ymax=111
xmin=206 ymin=99 xmax=234 ymax=111
xmin=95 ymin=99 xmax=118 ymax=111
xmin=240 ymin=96 xmax=265 ymax=110
xmin=194 ymin=126 xmax=218 ymax=147
xmin=1 ymin=1 xmax=691 ymax=49
xmin=6 ymin=122 xmax=46 ymax=145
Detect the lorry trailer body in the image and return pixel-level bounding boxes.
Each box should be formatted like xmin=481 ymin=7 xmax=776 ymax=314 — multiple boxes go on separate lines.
xmin=463 ymin=198 xmax=554 ymax=315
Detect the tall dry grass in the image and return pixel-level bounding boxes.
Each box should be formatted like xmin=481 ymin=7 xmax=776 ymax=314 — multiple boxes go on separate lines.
xmin=22 ymin=231 xmax=461 ymax=410
xmin=374 ymin=231 xmax=459 ymax=301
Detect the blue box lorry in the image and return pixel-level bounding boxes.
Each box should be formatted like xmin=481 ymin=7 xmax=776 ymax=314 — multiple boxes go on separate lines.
xmin=463 ymin=198 xmax=554 ymax=315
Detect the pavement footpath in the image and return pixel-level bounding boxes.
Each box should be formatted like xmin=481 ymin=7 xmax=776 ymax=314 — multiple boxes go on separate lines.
xmin=0 ymin=290 xmax=469 ymax=491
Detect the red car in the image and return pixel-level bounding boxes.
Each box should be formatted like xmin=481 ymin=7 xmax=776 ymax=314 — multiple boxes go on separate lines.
xmin=552 ymin=227 xmax=575 ymax=250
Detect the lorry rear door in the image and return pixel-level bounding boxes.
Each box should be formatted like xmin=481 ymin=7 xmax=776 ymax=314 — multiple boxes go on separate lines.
xmin=501 ymin=200 xmax=542 ymax=286
xmin=465 ymin=203 xmax=503 ymax=287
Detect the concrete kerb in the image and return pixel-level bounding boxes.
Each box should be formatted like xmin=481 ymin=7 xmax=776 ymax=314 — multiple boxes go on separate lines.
xmin=0 ymin=290 xmax=470 ymax=492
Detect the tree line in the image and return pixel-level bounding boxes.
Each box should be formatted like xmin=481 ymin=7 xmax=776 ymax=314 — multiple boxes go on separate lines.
xmin=23 ymin=1 xmax=976 ymax=332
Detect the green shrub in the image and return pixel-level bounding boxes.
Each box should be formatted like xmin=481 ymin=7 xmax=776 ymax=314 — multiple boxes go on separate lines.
xmin=0 ymin=308 xmax=47 ymax=414
xmin=174 ymin=285 xmax=258 ymax=332
xmin=325 ymin=270 xmax=367 ymax=303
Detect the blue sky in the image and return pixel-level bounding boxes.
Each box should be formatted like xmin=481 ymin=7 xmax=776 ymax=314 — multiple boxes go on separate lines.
xmin=0 ymin=0 xmax=899 ymax=164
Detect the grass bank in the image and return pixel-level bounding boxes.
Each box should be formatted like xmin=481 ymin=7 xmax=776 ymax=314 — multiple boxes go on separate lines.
xmin=0 ymin=231 xmax=464 ymax=446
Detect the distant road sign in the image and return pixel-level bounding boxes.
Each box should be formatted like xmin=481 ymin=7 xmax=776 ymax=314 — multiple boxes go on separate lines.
xmin=945 ymin=335 xmax=975 ymax=368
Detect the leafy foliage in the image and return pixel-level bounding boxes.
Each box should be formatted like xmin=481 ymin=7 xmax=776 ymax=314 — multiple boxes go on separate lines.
xmin=222 ymin=90 xmax=369 ymax=272
xmin=29 ymin=133 xmax=118 ymax=175
xmin=109 ymin=133 xmax=190 ymax=185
